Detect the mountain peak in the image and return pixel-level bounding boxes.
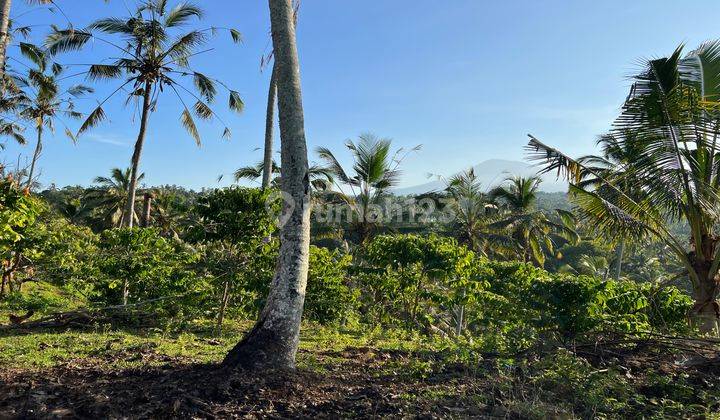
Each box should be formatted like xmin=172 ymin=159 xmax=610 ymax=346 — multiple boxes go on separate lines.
xmin=394 ymin=159 xmax=567 ymax=196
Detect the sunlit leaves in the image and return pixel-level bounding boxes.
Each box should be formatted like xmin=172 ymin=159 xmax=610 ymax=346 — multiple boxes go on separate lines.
xmin=193 ymin=100 xmax=212 ymax=119
xmin=165 ymin=3 xmax=204 ymax=27
xmin=181 ymin=108 xmax=200 ymax=146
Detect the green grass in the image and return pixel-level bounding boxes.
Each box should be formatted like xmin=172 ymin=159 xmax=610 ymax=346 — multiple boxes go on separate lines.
xmin=2 ymin=286 xmax=720 ymax=418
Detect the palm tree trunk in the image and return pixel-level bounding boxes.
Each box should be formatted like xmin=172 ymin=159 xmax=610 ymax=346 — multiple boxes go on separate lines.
xmin=122 ymin=82 xmax=153 ymax=229
xmin=691 ymin=235 xmax=720 ymax=334
xmin=141 ymin=192 xmax=153 ymax=227
xmin=613 ymin=240 xmax=624 ymax=281
xmin=26 ymin=126 xmax=42 ymax=189
xmin=261 ymin=62 xmax=277 ymax=189
xmin=224 ymin=0 xmax=311 ymax=370
xmin=0 ymin=0 xmax=12 ymax=76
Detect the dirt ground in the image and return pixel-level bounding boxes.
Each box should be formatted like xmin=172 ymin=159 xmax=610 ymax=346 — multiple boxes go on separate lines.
xmin=2 ymin=335 xmax=720 ymax=419
xmin=0 ymin=347 xmax=490 ymax=419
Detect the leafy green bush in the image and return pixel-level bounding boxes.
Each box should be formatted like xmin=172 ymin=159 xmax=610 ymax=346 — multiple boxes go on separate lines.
xmin=359 ymin=234 xmax=483 ymax=333
xmin=305 ymin=246 xmax=357 ymax=325
xmin=23 ymin=210 xmax=100 ymax=294
xmin=95 ymin=228 xmax=198 ymax=307
xmin=479 ymin=261 xmax=692 ymax=341
xmin=188 ymin=187 xmax=277 ymax=243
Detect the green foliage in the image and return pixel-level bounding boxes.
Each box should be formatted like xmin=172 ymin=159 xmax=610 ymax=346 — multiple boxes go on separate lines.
xmin=360 ymin=234 xmax=483 ymax=331
xmin=1 ymin=281 xmax=83 ymax=313
xmin=95 ymin=228 xmax=198 ymax=306
xmin=23 ymin=209 xmax=99 ymax=293
xmin=189 ymin=187 xmax=277 ymax=244
xmin=197 ymin=239 xmax=276 ymax=318
xmin=0 ymin=178 xmax=40 ymax=249
xmin=478 ymin=261 xmax=692 ymax=344
xmin=305 ymin=246 xmax=357 ymax=325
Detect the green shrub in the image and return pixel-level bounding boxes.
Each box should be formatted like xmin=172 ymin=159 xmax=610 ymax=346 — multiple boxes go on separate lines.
xmin=188 ymin=187 xmax=277 ymax=243
xmin=359 ymin=234 xmax=482 ymax=333
xmin=305 ymin=246 xmax=357 ymax=324
xmin=95 ymin=228 xmax=198 ymax=307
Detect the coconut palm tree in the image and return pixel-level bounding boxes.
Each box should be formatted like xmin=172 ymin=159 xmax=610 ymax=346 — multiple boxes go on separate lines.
xmin=259 ymin=0 xmax=300 ymax=190
xmin=224 ymin=0 xmax=311 ymax=371
xmin=45 ymin=0 xmax=243 ymax=227
xmin=443 ymin=168 xmax=499 ymax=254
xmin=488 ymin=176 xmax=578 ymax=267
xmin=10 ymin=43 xmax=89 ymax=188
xmin=489 ymin=175 xmax=540 ymax=212
xmin=574 ymin=132 xmax=648 ymax=280
xmin=526 ymin=40 xmax=720 ymax=331
xmin=234 ymin=159 xmax=333 ymax=191
xmin=317 ymin=133 xmax=419 ymax=242
xmin=85 ymin=167 xmax=144 ymax=228
xmin=0 ymin=0 xmax=53 ymax=75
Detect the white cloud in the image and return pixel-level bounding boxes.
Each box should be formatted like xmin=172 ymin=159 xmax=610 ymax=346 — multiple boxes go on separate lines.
xmin=86 ymin=133 xmax=130 ymax=147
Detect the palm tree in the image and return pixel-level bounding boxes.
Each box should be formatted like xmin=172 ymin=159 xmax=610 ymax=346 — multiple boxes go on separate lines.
xmin=526 ymin=40 xmax=720 ymax=331
xmin=488 ymin=176 xmax=578 ymax=267
xmin=224 ymin=0 xmax=311 ymax=371
xmin=317 ymin=133 xmax=419 ymax=242
xmin=574 ymin=132 xmax=648 ymax=280
xmin=234 ymin=159 xmax=332 ymax=191
xmin=443 ymin=168 xmax=498 ymax=254
xmin=259 ymin=0 xmax=299 ymax=189
xmin=45 ymin=0 xmax=243 ymax=227
xmin=489 ymin=175 xmax=540 ymax=212
xmin=11 ymin=43 xmax=89 ymax=188
xmin=85 ymin=167 xmax=144 ymax=228
xmin=0 ymin=0 xmax=53 ymax=75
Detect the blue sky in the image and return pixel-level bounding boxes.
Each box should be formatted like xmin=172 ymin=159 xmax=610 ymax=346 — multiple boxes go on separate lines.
xmin=4 ymin=0 xmax=720 ymax=190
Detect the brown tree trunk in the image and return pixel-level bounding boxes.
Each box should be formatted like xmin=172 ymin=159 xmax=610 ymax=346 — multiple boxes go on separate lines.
xmin=262 ymin=62 xmax=277 ymax=189
xmin=26 ymin=125 xmax=42 ymax=189
xmin=141 ymin=192 xmax=153 ymax=227
xmin=0 ymin=0 xmax=11 ymax=76
xmin=224 ymin=0 xmax=311 ymax=370
xmin=690 ymin=235 xmax=720 ymax=334
xmin=122 ymin=82 xmax=153 ymax=228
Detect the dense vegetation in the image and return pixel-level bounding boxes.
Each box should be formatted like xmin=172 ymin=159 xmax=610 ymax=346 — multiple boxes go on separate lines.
xmin=1 ymin=0 xmax=719 ymax=418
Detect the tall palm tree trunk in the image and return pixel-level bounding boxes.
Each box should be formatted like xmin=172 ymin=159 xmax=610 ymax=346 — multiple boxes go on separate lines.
xmin=261 ymin=62 xmax=277 ymax=189
xmin=122 ymin=82 xmax=152 ymax=228
xmin=0 ymin=0 xmax=11 ymax=75
xmin=26 ymin=125 xmax=42 ymax=189
xmin=224 ymin=0 xmax=311 ymax=370
xmin=613 ymin=240 xmax=624 ymax=281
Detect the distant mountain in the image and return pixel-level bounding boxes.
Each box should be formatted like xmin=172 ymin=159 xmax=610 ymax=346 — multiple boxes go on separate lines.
xmin=394 ymin=159 xmax=567 ymax=196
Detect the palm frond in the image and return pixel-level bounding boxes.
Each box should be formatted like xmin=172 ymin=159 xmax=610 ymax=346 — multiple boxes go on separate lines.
xmin=180 ymin=108 xmax=201 ymax=146
xmin=228 ymin=90 xmax=244 ymax=113
xmin=77 ymin=106 xmax=106 ymax=136
xmin=87 ymin=64 xmax=123 ymax=81
xmin=164 ymin=3 xmax=204 ymax=27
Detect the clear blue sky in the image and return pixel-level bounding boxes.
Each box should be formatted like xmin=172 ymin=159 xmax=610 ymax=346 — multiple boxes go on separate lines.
xmin=4 ymin=0 xmax=720 ymax=189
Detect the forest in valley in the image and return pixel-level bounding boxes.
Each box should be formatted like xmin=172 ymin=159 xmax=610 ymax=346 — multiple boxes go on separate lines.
xmin=1 ymin=0 xmax=720 ymax=419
